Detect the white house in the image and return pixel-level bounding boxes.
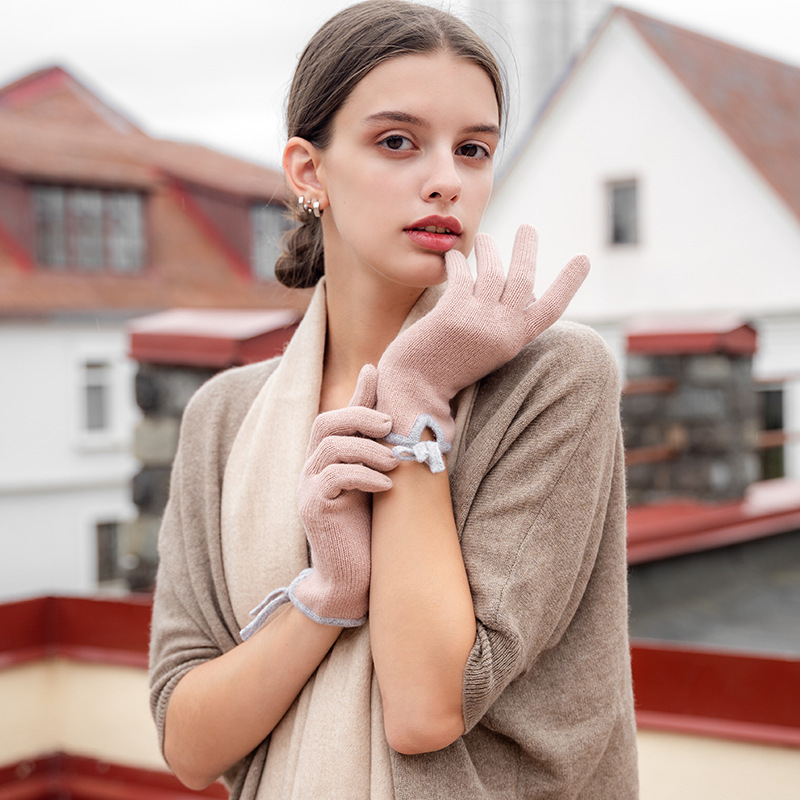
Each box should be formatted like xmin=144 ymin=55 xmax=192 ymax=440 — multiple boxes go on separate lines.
xmin=483 ymin=5 xmax=800 ymax=479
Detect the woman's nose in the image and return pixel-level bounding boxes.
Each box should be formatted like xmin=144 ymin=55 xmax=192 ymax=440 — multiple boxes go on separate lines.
xmin=421 ymin=152 xmax=461 ymax=203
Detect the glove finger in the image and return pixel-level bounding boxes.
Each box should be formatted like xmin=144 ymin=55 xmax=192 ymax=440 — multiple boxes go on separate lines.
xmin=443 ymin=248 xmax=475 ymax=297
xmin=317 ymin=462 xmax=394 ymax=499
xmin=348 ymin=363 xmax=378 ymax=409
xmin=524 ymin=253 xmax=590 ymax=340
xmin=472 ymin=233 xmax=506 ymax=302
xmin=308 ymin=406 xmax=392 ymax=455
xmin=502 ymin=224 xmax=538 ymax=309
xmin=307 ymin=435 xmax=398 ymax=475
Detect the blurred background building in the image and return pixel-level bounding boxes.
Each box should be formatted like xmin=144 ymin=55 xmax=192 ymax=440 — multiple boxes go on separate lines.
xmin=482 ymin=6 xmax=800 ymax=484
xmin=0 ymin=66 xmax=306 ymax=600
xmin=469 ymin=0 xmax=610 ymax=140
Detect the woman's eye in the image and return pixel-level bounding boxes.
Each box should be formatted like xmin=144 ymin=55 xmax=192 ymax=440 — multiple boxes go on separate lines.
xmin=456 ymin=143 xmax=490 ymax=159
xmin=380 ymin=135 xmax=413 ymax=151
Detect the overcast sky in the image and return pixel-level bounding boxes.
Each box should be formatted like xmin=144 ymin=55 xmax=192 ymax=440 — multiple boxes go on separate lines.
xmin=3 ymin=0 xmax=799 ymax=169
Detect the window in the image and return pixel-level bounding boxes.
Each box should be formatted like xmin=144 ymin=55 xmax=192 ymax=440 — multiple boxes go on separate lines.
xmin=96 ymin=521 xmax=121 ymax=584
xmin=758 ymin=385 xmax=785 ymax=480
xmin=608 ymin=180 xmax=638 ymax=245
xmin=33 ymin=184 xmax=146 ymax=272
xmin=251 ymin=203 xmax=288 ymax=281
xmin=83 ymin=361 xmax=111 ymax=433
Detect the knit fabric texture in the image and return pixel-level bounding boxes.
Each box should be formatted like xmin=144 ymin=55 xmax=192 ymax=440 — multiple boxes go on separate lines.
xmin=149 ymin=309 xmax=639 ymax=798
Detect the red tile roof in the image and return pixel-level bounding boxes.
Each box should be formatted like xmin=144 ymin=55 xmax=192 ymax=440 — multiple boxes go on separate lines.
xmin=0 ymin=66 xmax=286 ymax=198
xmin=617 ymin=7 xmax=800 ymax=223
xmin=0 ymin=65 xmax=143 ymax=135
xmin=627 ymin=478 xmax=800 ymax=563
xmin=0 ymin=66 xmax=302 ymax=314
xmin=626 ymin=314 xmax=757 ymax=355
xmin=128 ymin=308 xmax=301 ymax=367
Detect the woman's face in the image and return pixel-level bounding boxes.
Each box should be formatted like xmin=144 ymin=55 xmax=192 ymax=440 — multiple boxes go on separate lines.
xmin=315 ymin=51 xmax=500 ymax=291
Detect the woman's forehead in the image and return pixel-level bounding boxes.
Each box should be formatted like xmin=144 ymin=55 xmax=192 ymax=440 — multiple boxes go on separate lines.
xmin=337 ymin=52 xmax=500 ymax=129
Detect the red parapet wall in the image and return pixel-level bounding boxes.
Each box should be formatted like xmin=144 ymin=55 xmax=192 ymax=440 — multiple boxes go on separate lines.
xmin=0 ymin=753 xmax=227 ymax=800
xmin=0 ymin=595 xmax=152 ymax=669
xmin=632 ymin=642 xmax=800 ymax=747
xmin=1 ymin=596 xmax=798 ymax=753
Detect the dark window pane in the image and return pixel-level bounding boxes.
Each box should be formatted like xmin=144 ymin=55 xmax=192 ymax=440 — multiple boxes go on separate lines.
xmin=610 ymin=181 xmax=638 ymax=245
xmin=84 ymin=362 xmax=110 ymax=431
xmin=32 ymin=184 xmax=147 ymax=273
xmin=34 ymin=185 xmax=68 ymax=268
xmin=108 ymin=191 xmax=145 ymax=273
xmin=97 ymin=521 xmax=120 ymax=582
xmin=72 ymin=188 xmax=105 ymax=270
xmin=761 ymin=389 xmax=784 ymax=431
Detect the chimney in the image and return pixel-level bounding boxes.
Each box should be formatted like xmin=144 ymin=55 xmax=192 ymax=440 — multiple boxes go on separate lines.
xmin=124 ymin=309 xmax=300 ymax=591
xmin=623 ymin=316 xmax=760 ymax=505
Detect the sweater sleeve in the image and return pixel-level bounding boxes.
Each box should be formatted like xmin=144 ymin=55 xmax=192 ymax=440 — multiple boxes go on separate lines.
xmin=451 ymin=323 xmax=627 ymax=733
xmin=148 ymin=360 xmax=278 ymax=759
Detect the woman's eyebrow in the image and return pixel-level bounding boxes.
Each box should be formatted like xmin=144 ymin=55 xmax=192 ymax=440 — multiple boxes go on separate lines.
xmin=466 ymin=123 xmax=501 ymax=137
xmin=363 ymin=111 xmax=428 ymax=127
xmin=363 ymin=111 xmax=500 ymax=137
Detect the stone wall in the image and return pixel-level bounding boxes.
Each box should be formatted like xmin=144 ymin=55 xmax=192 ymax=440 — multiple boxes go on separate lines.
xmin=124 ymin=363 xmax=217 ymax=590
xmin=623 ymin=349 xmax=761 ymax=505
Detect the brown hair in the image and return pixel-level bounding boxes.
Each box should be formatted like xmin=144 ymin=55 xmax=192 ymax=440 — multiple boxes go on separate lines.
xmin=274 ymin=0 xmax=507 ymax=289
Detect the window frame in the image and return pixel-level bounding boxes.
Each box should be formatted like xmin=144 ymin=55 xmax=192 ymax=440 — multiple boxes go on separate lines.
xmin=32 ymin=183 xmax=148 ymax=273
xmin=72 ymin=345 xmax=131 ymax=453
xmin=607 ymin=178 xmax=639 ymax=247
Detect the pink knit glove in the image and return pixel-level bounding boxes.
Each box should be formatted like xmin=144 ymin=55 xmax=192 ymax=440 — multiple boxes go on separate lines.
xmin=240 ymin=365 xmax=397 ymax=639
xmin=376 ymin=225 xmax=589 ymax=472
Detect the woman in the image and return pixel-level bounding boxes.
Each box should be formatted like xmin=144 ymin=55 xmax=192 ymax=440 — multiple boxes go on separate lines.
xmin=149 ymin=2 xmax=639 ymax=798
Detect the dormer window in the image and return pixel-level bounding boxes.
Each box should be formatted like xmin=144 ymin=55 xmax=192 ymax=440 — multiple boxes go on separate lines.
xmin=33 ymin=184 xmax=146 ymax=272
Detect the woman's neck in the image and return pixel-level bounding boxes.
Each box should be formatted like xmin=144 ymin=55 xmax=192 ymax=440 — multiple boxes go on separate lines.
xmin=320 ymin=272 xmax=424 ymax=411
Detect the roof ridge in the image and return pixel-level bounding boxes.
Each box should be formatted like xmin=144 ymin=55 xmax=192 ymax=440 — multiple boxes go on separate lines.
xmin=616 ymin=6 xmax=800 ymax=71
xmin=0 ymin=64 xmax=143 ymax=135
xmin=614 ymin=5 xmax=800 ymax=223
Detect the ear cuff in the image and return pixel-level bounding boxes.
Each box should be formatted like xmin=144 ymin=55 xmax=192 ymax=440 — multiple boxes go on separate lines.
xmin=298 ymin=195 xmax=322 ymax=218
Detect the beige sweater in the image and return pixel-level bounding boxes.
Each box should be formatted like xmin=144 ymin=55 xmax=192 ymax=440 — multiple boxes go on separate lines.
xmin=149 ymin=321 xmax=639 ymax=799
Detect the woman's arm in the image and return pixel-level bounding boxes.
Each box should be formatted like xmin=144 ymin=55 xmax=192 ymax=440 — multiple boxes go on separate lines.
xmin=163 ymin=606 xmax=340 ymax=789
xmin=369 ymin=229 xmax=589 ymax=755
xmin=369 ymin=452 xmax=476 ymax=755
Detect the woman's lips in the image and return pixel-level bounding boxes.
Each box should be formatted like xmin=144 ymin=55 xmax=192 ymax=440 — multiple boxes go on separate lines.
xmin=404 ymin=216 xmax=462 ymax=252
xmin=404 ymin=228 xmax=459 ymax=252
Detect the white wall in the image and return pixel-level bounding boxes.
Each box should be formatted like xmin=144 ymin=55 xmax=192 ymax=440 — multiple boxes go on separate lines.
xmin=482 ymin=16 xmax=800 ymax=480
xmin=0 ymin=320 xmax=140 ymax=600
xmin=484 ymin=15 xmax=800 ymax=323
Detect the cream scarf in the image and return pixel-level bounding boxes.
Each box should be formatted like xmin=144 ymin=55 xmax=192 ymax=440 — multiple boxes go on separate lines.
xmin=220 ymin=278 xmax=474 ymax=799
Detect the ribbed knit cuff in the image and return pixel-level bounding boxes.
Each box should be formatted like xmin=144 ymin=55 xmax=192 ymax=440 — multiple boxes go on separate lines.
xmin=385 ymin=413 xmax=452 ymax=473
xmin=240 ymin=568 xmax=366 ymax=640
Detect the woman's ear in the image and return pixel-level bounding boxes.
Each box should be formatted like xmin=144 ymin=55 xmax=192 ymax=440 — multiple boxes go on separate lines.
xmin=283 ymin=137 xmax=328 ymax=210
